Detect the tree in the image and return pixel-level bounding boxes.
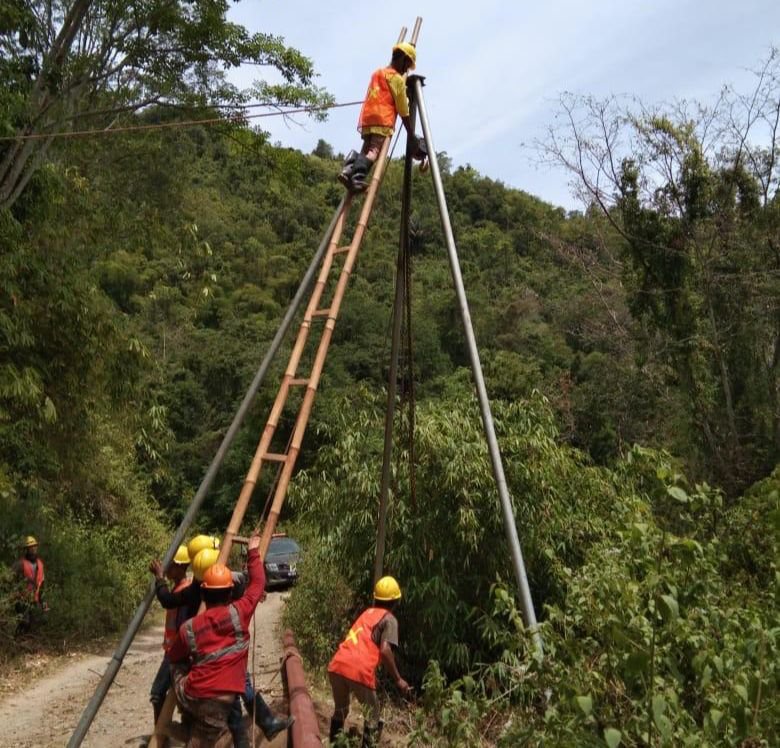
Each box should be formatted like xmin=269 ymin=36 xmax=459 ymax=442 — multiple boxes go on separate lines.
xmin=0 ymin=0 xmax=332 ymax=210
xmin=540 ymin=49 xmax=780 ymax=492
xmin=312 ymin=138 xmax=334 ymax=159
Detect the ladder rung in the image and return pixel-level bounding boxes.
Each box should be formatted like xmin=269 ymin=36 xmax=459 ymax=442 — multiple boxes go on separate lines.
xmin=333 ymin=245 xmax=352 ymax=255
xmin=289 ymin=378 xmax=310 ymax=387
xmin=311 ymin=308 xmax=332 ymax=317
xmin=262 ymin=452 xmax=289 ymax=463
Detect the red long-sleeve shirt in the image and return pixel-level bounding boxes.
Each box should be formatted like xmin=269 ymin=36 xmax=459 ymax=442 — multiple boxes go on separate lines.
xmin=168 ymin=548 xmax=265 ymax=698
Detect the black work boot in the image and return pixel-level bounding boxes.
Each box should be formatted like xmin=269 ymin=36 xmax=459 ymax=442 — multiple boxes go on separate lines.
xmin=349 ymin=155 xmax=374 ymax=192
xmin=253 ymin=694 xmax=294 ymax=740
xmin=337 ymin=150 xmax=359 ymax=187
xmin=329 ymin=717 xmax=344 ymax=742
xmin=361 ymin=720 xmax=383 ymax=748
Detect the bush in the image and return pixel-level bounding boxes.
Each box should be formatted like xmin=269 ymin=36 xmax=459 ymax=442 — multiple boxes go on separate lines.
xmin=0 ymin=455 xmax=167 ymax=646
xmin=282 ymin=547 xmax=356 ymax=668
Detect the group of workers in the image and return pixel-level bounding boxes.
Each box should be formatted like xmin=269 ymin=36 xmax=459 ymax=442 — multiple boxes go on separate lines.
xmin=12 ymin=39 xmax=422 ymax=748
xmin=148 ymin=533 xmax=292 ymax=747
xmin=148 ymin=533 xmax=410 ymax=748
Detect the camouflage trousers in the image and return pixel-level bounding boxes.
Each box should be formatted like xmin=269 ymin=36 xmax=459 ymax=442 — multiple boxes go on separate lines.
xmin=172 ymin=665 xmax=235 ymax=748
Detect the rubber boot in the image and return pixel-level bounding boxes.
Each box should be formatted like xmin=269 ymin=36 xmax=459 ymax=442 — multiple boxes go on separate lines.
xmin=337 ymin=150 xmax=359 ymax=187
xmin=349 ymin=155 xmax=374 ymax=192
xmin=253 ymin=694 xmax=294 ymax=740
xmin=329 ymin=717 xmax=344 ymax=742
xmin=361 ymin=720 xmax=383 ymax=748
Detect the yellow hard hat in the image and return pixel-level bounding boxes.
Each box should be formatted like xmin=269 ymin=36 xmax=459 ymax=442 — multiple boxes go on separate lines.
xmin=173 ymin=545 xmax=190 ymax=565
xmin=192 ymin=548 xmax=220 ymax=582
xmin=187 ymin=534 xmax=219 ymax=561
xmin=374 ymin=575 xmax=402 ymax=601
xmin=23 ymin=536 xmax=38 ymax=548
xmin=392 ymin=42 xmax=416 ymax=70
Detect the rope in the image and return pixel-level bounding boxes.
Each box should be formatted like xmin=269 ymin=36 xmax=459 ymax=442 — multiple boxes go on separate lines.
xmin=0 ymin=100 xmax=363 ymax=142
xmin=251 ymin=613 xmax=257 ymax=746
xmin=403 ymin=232 xmax=418 ymax=509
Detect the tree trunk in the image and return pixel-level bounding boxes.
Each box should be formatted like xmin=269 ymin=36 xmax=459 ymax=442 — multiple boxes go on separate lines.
xmin=0 ymin=0 xmax=94 ymax=209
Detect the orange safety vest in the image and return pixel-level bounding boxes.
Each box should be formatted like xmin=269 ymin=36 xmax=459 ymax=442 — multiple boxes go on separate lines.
xmin=327 ymin=607 xmax=388 ymax=689
xmin=21 ymin=559 xmax=45 ymax=603
xmin=162 ymin=578 xmax=192 ymax=652
xmin=358 ymin=67 xmax=400 ymax=131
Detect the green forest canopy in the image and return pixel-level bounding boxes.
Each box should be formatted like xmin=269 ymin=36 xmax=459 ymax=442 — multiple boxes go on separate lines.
xmin=0 ymin=7 xmax=778 ymax=745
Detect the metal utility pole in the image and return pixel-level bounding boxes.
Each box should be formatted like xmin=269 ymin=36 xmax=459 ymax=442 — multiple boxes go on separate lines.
xmin=373 ymin=83 xmax=420 ymax=586
xmin=412 ymin=78 xmax=544 ymax=658
xmin=373 ymin=19 xmax=423 ymax=584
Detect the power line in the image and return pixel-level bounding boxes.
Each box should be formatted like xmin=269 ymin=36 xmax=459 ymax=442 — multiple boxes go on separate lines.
xmin=0 ymin=100 xmax=363 ymax=143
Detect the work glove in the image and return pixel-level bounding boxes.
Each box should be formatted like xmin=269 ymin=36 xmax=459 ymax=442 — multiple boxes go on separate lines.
xmin=412 ymin=136 xmax=428 ymax=162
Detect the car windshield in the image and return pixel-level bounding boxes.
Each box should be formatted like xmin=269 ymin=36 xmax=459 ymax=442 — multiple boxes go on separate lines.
xmin=267 ymin=538 xmax=299 ymax=557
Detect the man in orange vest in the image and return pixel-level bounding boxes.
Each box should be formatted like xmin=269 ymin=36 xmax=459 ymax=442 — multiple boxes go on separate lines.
xmin=13 ymin=536 xmax=47 ymax=633
xmin=339 ymin=42 xmax=425 ymax=192
xmin=327 ymin=576 xmax=412 ymax=747
xmin=167 ymin=532 xmax=291 ymax=747
xmin=148 ymin=544 xmax=195 ymax=747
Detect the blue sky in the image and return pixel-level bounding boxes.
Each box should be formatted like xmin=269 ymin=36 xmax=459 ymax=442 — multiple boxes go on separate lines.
xmin=227 ymin=1 xmax=779 ymax=209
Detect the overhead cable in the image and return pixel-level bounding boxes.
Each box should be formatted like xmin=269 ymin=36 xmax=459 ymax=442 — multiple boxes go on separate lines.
xmin=0 ymin=100 xmax=362 ymax=142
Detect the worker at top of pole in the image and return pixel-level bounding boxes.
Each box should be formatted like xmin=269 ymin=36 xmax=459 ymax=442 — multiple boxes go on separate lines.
xmin=338 ymin=42 xmax=426 ymax=192
xmin=13 ymin=535 xmax=48 ymax=634
xmin=166 ymin=532 xmax=292 ymax=747
xmin=327 ymin=575 xmax=412 ymax=747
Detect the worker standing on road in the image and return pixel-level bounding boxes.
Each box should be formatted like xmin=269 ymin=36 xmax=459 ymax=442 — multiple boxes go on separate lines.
xmin=338 ymin=42 xmax=425 ymax=192
xmin=167 ymin=532 xmax=292 ymax=747
xmin=13 ymin=536 xmax=48 ymax=633
xmin=148 ymin=544 xmax=196 ymax=746
xmin=328 ymin=576 xmax=412 ymax=747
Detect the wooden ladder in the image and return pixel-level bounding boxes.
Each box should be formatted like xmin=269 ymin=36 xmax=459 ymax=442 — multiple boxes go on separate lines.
xmin=149 ymin=136 xmax=393 ymax=747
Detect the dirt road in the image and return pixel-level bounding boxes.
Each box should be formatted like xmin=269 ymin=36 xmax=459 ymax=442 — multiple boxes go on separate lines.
xmin=0 ymin=592 xmax=290 ymax=747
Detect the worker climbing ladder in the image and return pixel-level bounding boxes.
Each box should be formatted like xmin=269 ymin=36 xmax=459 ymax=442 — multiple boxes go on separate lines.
xmin=68 ymin=17 xmax=541 ymax=748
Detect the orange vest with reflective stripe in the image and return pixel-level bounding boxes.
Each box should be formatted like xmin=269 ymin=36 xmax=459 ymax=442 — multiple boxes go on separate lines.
xmin=162 ymin=578 xmax=192 ymax=652
xmin=359 ymin=67 xmax=400 ymax=130
xmin=21 ymin=559 xmax=44 ymax=602
xmin=327 ymin=607 xmax=388 ymax=689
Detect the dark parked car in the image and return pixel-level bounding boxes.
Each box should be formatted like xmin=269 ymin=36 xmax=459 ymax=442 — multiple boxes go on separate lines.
xmin=264 ymin=534 xmax=300 ymax=589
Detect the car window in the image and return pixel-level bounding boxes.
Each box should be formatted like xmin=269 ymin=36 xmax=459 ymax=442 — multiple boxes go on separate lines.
xmin=267 ymin=538 xmax=300 ymax=556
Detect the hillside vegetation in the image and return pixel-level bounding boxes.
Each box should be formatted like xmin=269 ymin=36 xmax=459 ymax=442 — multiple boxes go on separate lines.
xmin=1 ymin=5 xmax=778 ymax=745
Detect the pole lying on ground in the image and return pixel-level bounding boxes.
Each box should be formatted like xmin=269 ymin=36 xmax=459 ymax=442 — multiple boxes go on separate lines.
xmin=413 ymin=79 xmax=544 ymax=658
xmin=66 ymin=197 xmax=347 ymax=748
xmin=282 ymin=630 xmax=322 ymax=747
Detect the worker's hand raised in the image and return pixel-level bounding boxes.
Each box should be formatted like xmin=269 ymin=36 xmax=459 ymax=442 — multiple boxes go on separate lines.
xmin=248 ymin=533 xmax=261 ymax=552
xmin=149 ymin=559 xmax=164 ymax=579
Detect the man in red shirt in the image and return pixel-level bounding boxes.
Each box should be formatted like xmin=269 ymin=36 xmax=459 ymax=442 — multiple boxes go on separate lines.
xmin=328 ymin=576 xmax=412 ymax=747
xmin=167 ymin=532 xmax=286 ymax=747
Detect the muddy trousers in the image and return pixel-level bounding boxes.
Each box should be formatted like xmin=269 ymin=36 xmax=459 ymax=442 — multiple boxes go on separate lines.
xmin=172 ymin=665 xmax=234 ymax=748
xmin=328 ymin=671 xmax=381 ymax=744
